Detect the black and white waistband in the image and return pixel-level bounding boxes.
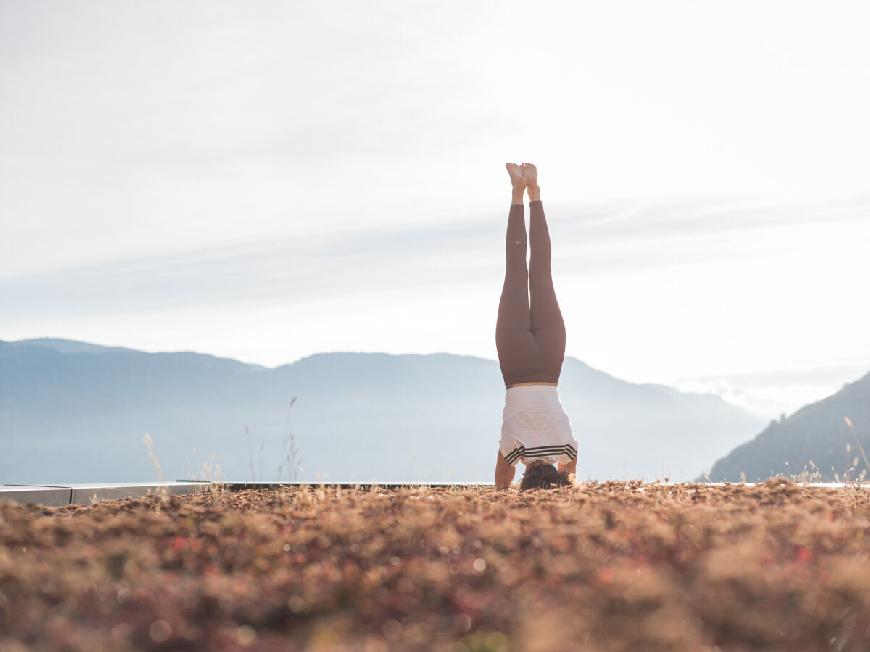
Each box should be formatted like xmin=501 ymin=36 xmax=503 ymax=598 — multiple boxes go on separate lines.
xmin=504 ymin=443 xmax=577 ymax=466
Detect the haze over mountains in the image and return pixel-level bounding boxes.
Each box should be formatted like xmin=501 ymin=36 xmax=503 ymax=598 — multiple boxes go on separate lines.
xmin=0 ymin=339 xmax=765 ymax=484
xmin=706 ymin=372 xmax=870 ymax=482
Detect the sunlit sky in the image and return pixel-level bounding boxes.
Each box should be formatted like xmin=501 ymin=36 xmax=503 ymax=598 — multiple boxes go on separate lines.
xmin=2 ymin=0 xmax=869 ymax=419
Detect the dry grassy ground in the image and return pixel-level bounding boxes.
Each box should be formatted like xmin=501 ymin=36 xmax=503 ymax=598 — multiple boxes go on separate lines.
xmin=1 ymin=480 xmax=870 ymax=651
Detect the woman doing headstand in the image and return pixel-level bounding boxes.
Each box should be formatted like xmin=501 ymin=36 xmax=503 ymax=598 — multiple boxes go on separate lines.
xmin=495 ymin=162 xmax=578 ymax=490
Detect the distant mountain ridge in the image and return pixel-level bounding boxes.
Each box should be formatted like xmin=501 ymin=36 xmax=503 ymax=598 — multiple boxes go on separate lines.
xmin=3 ymin=338 xmax=139 ymax=355
xmin=0 ymin=338 xmax=765 ymax=484
xmin=705 ymin=372 xmax=870 ymax=482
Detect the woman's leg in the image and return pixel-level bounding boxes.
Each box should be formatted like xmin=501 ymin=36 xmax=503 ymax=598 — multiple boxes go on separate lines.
xmin=498 ymin=202 xmax=529 ymax=334
xmin=496 ymin=165 xmax=537 ymax=387
xmin=496 ymin=202 xmax=537 ymax=384
xmin=525 ymin=167 xmax=566 ymax=379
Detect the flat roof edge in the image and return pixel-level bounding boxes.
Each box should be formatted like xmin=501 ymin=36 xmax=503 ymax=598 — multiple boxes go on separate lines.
xmin=2 ymin=480 xmax=868 ymax=507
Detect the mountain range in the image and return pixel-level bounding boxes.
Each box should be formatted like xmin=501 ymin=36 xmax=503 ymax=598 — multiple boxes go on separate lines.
xmin=705 ymin=371 xmax=870 ymax=482
xmin=0 ymin=338 xmax=766 ymax=483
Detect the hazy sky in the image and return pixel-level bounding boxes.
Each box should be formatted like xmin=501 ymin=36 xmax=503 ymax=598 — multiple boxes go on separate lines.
xmin=2 ymin=0 xmax=869 ymax=418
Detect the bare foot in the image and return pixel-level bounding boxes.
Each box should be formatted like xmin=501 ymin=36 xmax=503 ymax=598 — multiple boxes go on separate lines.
xmin=505 ymin=162 xmax=527 ymax=189
xmin=522 ymin=162 xmax=540 ymax=200
xmin=521 ymin=162 xmax=538 ymax=186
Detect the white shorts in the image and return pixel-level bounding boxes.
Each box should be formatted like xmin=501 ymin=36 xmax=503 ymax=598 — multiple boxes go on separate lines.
xmin=499 ymin=385 xmax=578 ymax=467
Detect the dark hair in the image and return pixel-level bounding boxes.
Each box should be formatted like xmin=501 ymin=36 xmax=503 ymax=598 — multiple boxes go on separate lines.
xmin=520 ymin=463 xmax=571 ymax=491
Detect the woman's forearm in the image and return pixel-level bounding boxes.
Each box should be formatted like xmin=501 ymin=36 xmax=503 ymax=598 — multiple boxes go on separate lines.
xmin=557 ymin=458 xmax=577 ymax=477
xmin=495 ymin=452 xmax=516 ymax=489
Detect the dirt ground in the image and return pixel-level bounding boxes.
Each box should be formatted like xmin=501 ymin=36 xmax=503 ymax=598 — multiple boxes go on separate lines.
xmin=1 ymin=480 xmax=869 ymax=651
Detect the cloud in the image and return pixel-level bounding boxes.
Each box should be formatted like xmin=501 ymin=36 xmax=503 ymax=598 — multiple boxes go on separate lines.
xmin=675 ymin=361 xmax=870 ymax=420
xmin=3 ymin=194 xmax=867 ymax=320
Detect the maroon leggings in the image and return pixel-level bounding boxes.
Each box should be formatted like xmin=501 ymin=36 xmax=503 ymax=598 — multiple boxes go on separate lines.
xmin=495 ymin=200 xmax=566 ymax=388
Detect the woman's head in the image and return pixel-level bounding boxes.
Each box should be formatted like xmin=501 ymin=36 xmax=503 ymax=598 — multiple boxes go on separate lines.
xmin=520 ymin=463 xmax=571 ymax=491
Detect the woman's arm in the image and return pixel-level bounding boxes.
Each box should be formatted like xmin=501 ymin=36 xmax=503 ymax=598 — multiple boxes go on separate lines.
xmin=557 ymin=458 xmax=577 ymax=478
xmin=494 ymin=450 xmax=516 ymax=489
